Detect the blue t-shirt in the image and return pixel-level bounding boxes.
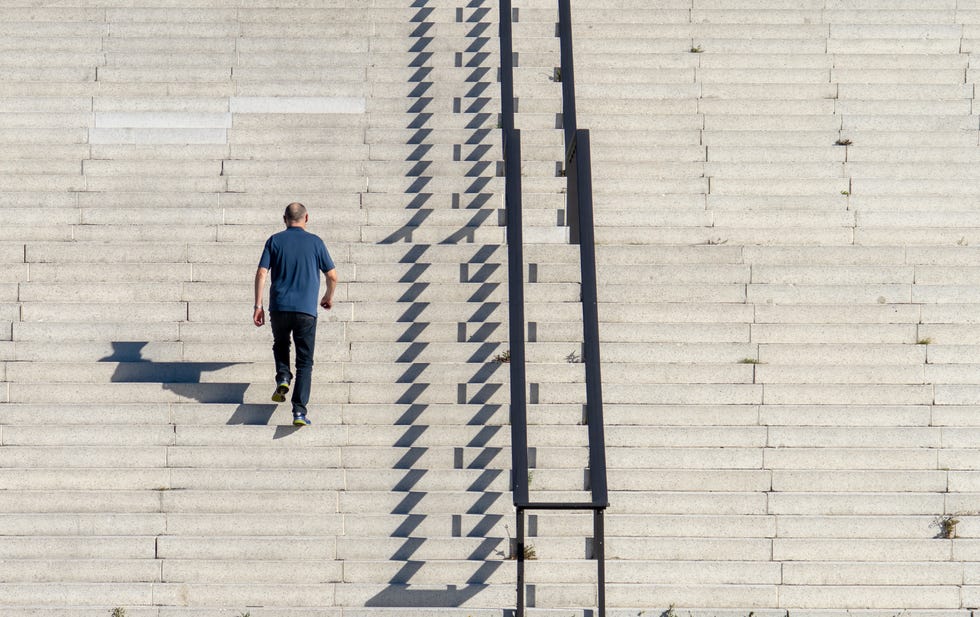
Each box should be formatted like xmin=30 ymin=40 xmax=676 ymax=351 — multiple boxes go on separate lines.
xmin=259 ymin=227 xmax=335 ymax=317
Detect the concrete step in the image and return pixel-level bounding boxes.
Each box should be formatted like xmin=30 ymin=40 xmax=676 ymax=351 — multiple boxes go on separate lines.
xmin=0 ymin=468 xmax=358 ymax=492
xmin=4 ymin=360 xmax=517 ymax=385
xmin=0 ymin=422 xmax=542 ymax=448
xmin=339 ymin=403 xmax=579 ymax=428
xmin=0 ymin=610 xmax=524 ymax=617
xmin=18 ymin=241 xmax=516 ymax=266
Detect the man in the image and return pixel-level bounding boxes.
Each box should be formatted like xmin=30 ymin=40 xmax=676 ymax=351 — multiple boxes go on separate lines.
xmin=253 ymin=202 xmax=338 ymax=426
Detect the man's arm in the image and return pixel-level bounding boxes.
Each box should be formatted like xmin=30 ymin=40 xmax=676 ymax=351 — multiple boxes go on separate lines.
xmin=253 ymin=267 xmax=268 ymax=326
xmin=320 ymin=268 xmax=338 ymax=310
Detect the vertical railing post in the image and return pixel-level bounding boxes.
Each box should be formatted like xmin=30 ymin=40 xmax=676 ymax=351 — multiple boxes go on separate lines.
xmin=594 ymin=509 xmax=606 ymax=617
xmin=516 ymin=507 xmax=526 ymax=616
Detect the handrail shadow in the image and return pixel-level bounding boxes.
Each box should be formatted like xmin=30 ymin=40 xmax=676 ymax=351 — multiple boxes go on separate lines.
xmin=365 ymin=0 xmax=507 ymax=608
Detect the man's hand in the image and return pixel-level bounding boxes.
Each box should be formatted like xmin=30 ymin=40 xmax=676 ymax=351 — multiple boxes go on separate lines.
xmin=321 ymin=268 xmax=338 ymax=311
xmin=254 ymin=267 xmax=268 ymax=326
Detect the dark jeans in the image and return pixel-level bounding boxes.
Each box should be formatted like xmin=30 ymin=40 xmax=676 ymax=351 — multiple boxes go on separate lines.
xmin=270 ymin=311 xmax=317 ymax=416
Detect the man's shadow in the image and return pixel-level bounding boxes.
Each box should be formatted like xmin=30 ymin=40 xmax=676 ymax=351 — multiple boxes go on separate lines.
xmin=99 ymin=342 xmax=296 ymax=438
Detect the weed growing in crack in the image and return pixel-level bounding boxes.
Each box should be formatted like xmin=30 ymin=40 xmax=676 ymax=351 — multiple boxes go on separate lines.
xmin=493 ymin=350 xmax=511 ymax=363
xmin=931 ymin=515 xmax=960 ymax=539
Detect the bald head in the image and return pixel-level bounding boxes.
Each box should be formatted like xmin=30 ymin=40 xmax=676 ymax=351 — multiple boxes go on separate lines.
xmin=283 ymin=202 xmax=309 ymax=229
xmin=284 ymin=202 xmax=307 ymax=222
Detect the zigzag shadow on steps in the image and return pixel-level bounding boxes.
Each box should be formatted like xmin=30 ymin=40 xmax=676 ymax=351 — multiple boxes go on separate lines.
xmin=99 ymin=341 xmax=281 ymax=431
xmin=367 ymin=0 xmax=508 ymax=607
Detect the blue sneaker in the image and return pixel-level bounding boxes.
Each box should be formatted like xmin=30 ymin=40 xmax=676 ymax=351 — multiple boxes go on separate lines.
xmin=272 ymin=382 xmax=289 ymax=403
xmin=292 ymin=413 xmax=311 ymax=427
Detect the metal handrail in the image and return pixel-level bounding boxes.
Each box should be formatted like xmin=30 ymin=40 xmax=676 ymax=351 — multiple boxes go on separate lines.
xmin=565 ymin=129 xmax=609 ymax=508
xmin=499 ymin=0 xmax=608 ymax=615
xmin=499 ymin=0 xmax=530 ymax=510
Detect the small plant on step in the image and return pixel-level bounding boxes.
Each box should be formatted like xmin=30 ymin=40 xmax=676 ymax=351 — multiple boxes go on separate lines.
xmin=110 ymin=609 xmax=126 ymax=617
xmin=507 ymin=543 xmax=537 ymax=560
xmin=840 ymin=190 xmax=850 ymax=196
xmin=917 ymin=337 xmax=933 ymax=345
xmin=661 ymin=605 xmax=678 ymax=617
xmin=931 ymin=515 xmax=960 ymax=539
xmin=690 ymin=45 xmax=703 ymax=53
xmin=565 ymin=350 xmax=582 ymax=363
xmin=739 ymin=358 xmax=763 ymax=364
xmin=493 ymin=350 xmax=511 ymax=363
xmin=835 ymin=138 xmax=852 ymax=146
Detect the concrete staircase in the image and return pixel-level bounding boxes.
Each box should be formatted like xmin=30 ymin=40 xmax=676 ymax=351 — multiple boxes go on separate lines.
xmin=0 ymin=1 xmax=529 ymax=615
xmin=511 ymin=0 xmax=980 ymax=613
xmin=3 ymin=0 xmax=980 ymax=615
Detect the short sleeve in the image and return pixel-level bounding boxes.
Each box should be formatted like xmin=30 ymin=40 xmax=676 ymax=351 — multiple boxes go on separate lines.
xmin=258 ymin=237 xmax=272 ymax=269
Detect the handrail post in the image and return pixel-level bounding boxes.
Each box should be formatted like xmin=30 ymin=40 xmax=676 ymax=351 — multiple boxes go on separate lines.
xmin=516 ymin=507 xmax=526 ymax=616
xmin=594 ymin=509 xmax=606 ymax=617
